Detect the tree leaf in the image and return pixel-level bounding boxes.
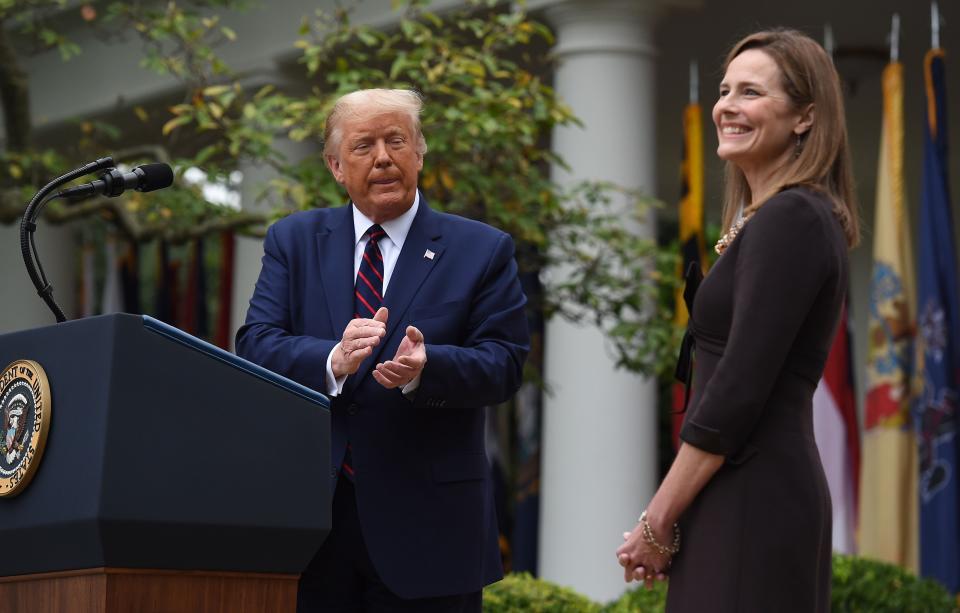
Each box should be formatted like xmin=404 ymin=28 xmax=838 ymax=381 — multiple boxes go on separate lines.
xmin=202 ymin=84 xmax=231 ymax=97
xmin=162 ymin=115 xmax=192 ymax=135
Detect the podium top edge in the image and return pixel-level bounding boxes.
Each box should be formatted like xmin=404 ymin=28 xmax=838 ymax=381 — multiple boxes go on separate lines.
xmin=141 ymin=315 xmax=330 ymax=410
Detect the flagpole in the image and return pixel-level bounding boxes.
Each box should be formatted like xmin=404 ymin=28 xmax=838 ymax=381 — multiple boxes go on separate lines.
xmin=890 ymin=13 xmax=900 ymax=63
xmin=931 ymin=1 xmax=940 ymax=49
xmin=689 ymin=59 xmax=698 ymax=105
xmin=824 ymin=23 xmax=835 ymax=59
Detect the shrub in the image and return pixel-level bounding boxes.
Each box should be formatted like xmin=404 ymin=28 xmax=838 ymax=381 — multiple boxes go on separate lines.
xmin=486 ymin=555 xmax=960 ymax=612
xmin=831 ymin=553 xmax=958 ymax=613
xmin=483 ymin=573 xmax=601 ymax=612
xmin=602 ymin=581 xmax=667 ymax=613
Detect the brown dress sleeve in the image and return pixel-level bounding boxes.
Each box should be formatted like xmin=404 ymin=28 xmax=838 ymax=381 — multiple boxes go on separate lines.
xmin=679 ymin=189 xmax=836 ymax=456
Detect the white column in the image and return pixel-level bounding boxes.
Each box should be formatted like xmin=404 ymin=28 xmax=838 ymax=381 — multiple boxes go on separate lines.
xmin=539 ymin=0 xmax=663 ymax=602
xmin=230 ymin=137 xmax=317 ymax=351
xmin=0 ymin=220 xmax=75 ymax=334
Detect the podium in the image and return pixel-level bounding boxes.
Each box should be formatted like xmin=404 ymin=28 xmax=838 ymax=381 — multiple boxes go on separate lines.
xmin=0 ymin=314 xmax=331 ymax=613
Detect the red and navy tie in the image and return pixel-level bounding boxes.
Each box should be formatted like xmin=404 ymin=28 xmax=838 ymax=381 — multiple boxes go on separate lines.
xmin=342 ymin=224 xmax=386 ymax=481
xmin=354 ymin=224 xmax=385 ymax=318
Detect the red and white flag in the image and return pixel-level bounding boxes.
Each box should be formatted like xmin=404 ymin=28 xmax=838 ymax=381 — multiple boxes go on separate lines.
xmin=813 ymin=303 xmax=860 ymax=553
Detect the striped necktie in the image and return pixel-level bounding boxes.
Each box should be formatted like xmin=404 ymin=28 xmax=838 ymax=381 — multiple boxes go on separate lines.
xmin=354 ymin=224 xmax=385 ymax=318
xmin=342 ymin=224 xmax=386 ymax=481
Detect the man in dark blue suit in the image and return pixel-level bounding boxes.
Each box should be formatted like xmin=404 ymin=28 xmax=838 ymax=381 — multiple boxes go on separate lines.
xmin=236 ymin=88 xmax=529 ymax=612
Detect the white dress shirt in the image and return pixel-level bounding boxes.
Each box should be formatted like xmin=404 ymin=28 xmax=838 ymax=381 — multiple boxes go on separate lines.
xmin=324 ymin=192 xmax=421 ymax=396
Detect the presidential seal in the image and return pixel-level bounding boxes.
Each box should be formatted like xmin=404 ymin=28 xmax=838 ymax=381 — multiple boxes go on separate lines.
xmin=0 ymin=360 xmax=51 ymax=497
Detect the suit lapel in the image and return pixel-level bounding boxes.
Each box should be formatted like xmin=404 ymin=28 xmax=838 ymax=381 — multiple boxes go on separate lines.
xmin=316 ymin=205 xmax=355 ymax=338
xmin=350 ymin=198 xmax=446 ymax=388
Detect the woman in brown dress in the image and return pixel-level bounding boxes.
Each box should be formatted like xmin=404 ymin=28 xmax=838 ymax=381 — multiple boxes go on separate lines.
xmin=616 ymin=29 xmax=860 ymax=612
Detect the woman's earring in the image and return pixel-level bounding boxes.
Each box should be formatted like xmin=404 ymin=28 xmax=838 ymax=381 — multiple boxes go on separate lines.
xmin=794 ymin=132 xmax=804 ymax=158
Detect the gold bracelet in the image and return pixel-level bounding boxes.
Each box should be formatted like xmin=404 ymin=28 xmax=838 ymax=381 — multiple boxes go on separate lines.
xmin=639 ymin=510 xmax=680 ymax=556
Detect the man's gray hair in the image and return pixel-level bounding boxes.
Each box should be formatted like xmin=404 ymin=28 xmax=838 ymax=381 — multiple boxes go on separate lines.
xmin=323 ymin=89 xmax=428 ymax=157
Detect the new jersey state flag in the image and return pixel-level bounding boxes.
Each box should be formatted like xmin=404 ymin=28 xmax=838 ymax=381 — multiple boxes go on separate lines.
xmin=859 ymin=61 xmax=918 ymax=571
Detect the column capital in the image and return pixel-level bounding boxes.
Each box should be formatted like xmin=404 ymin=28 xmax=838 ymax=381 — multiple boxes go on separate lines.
xmin=539 ymin=0 xmax=698 ymax=59
xmin=539 ymin=0 xmax=701 ymax=27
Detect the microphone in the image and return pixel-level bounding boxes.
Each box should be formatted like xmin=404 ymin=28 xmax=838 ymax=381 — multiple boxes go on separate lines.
xmin=58 ymin=163 xmax=174 ymax=200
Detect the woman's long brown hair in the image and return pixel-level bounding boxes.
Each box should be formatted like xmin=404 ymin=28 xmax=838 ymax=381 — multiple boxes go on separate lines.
xmin=719 ymin=29 xmax=860 ymax=247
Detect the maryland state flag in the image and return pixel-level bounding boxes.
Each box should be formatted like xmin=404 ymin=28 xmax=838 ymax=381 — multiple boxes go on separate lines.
xmin=675 ymin=103 xmax=706 ymax=325
xmin=671 ymin=102 xmax=706 ymax=445
xmin=915 ymin=48 xmax=960 ymax=593
xmin=858 ymin=61 xmax=919 ymax=571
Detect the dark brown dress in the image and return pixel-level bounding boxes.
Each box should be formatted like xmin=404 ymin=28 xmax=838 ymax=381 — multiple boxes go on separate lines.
xmin=666 ymin=187 xmax=848 ymax=613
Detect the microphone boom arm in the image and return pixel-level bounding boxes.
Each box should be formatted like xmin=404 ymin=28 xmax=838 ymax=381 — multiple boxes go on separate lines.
xmin=20 ymin=157 xmax=115 ymax=323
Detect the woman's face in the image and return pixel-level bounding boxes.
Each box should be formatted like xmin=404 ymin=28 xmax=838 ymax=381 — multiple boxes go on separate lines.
xmin=712 ymin=49 xmax=806 ymax=176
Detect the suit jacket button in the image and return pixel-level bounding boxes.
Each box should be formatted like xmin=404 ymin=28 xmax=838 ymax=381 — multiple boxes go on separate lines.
xmin=348 ymin=403 xmax=358 ymax=415
xmin=330 ymin=467 xmax=337 ymax=478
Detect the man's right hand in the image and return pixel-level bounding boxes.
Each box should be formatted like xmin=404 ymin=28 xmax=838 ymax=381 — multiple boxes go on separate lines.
xmin=331 ymin=307 xmax=388 ymax=378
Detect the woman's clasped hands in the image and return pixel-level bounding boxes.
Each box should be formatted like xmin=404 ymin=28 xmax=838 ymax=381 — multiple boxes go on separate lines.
xmin=615 ymin=512 xmax=676 ymax=589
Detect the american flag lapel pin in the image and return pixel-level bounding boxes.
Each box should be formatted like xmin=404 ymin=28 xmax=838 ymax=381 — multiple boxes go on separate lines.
xmin=424 ymin=249 xmax=435 ymax=260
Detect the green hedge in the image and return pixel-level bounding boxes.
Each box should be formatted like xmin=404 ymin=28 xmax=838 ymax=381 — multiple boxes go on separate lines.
xmin=832 ymin=554 xmax=958 ymax=612
xmin=482 ymin=555 xmax=958 ymax=612
xmin=483 ymin=573 xmax=601 ymax=612
xmin=601 ymin=580 xmax=666 ymax=613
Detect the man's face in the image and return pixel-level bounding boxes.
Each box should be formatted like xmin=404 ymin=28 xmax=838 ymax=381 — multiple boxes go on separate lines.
xmin=325 ymin=110 xmax=423 ymax=223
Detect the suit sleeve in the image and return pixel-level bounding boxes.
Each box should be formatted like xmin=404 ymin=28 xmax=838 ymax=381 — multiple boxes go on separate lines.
xmin=235 ymin=223 xmax=336 ymax=392
xmin=414 ymin=232 xmax=530 ymax=408
xmin=679 ymin=192 xmax=834 ymax=457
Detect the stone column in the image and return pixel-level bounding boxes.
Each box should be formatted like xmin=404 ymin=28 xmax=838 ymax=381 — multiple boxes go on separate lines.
xmin=539 ymin=0 xmax=667 ymax=602
xmin=0 ymin=221 xmax=74 ymax=333
xmin=230 ymin=137 xmax=317 ymax=350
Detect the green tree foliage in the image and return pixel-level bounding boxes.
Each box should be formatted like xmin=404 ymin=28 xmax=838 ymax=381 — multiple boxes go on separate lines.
xmin=0 ymin=0 xmax=681 ymax=376
xmin=0 ymin=0 xmax=75 ymax=176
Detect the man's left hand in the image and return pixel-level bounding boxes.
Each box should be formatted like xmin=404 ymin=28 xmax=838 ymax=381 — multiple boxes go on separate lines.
xmin=373 ymin=325 xmax=426 ymax=389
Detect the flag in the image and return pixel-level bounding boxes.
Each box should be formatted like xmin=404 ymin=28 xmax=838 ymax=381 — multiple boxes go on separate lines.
xmin=859 ymin=61 xmax=919 ymax=570
xmin=214 ymin=231 xmax=235 ymax=350
xmin=510 ymin=269 xmax=543 ymax=574
xmin=100 ymin=236 xmax=123 ymax=314
xmin=155 ymin=241 xmax=180 ymax=325
xmin=179 ymin=239 xmax=208 ymax=338
xmin=194 ymin=239 xmax=209 ymax=339
xmin=672 ymin=101 xmax=706 ymax=447
xmin=78 ymin=239 xmax=97 ymax=318
xmin=675 ymin=102 xmax=706 ymax=327
xmin=485 ymin=402 xmax=512 ymax=570
xmin=915 ymin=48 xmax=960 ymax=592
xmin=120 ymin=241 xmax=141 ymax=314
xmin=813 ymin=302 xmax=859 ymax=553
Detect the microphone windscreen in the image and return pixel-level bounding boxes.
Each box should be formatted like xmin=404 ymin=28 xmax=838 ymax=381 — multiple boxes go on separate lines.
xmin=138 ymin=163 xmax=174 ymax=192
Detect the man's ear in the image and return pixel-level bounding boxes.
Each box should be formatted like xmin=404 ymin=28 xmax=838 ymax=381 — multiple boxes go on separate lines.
xmin=795 ymin=103 xmax=815 ymax=136
xmin=325 ymin=154 xmax=345 ymax=184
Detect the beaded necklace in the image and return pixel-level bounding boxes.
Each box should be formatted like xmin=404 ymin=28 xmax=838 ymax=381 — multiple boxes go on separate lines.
xmin=714 ymin=214 xmax=752 ymax=255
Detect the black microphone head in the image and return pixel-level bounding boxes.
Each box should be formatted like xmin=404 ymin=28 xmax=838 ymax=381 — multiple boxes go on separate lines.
xmin=136 ymin=163 xmax=174 ymax=193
